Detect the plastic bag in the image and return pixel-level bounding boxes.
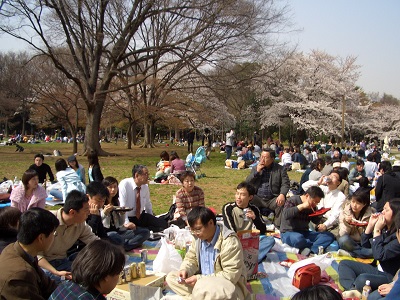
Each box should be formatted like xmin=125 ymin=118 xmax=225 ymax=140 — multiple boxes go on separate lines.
xmin=152 ymin=237 xmax=182 ymax=274
xmin=287 ymin=253 xmax=333 ymax=280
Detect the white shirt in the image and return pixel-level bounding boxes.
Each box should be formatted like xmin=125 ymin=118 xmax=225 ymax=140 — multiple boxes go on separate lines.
xmin=281 ymin=153 xmax=292 ymax=165
xmin=364 ymin=161 xmax=378 ymax=179
xmin=302 ymin=180 xmax=346 ymax=229
xmin=118 ymin=177 xmax=153 ymax=224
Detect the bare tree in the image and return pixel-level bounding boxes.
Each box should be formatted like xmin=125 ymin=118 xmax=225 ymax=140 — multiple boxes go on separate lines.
xmin=29 ymin=56 xmax=86 ymax=153
xmin=0 ymin=51 xmax=34 ymax=136
xmin=0 ymin=0 xmax=290 ymax=154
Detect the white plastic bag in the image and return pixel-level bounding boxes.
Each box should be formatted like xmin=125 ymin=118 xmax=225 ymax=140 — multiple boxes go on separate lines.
xmin=152 ymin=237 xmax=182 ymax=274
xmin=287 ymin=253 xmax=333 ymax=280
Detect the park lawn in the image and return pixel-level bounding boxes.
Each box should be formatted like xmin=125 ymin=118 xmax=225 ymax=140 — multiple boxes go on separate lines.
xmin=0 ymin=140 xmax=303 ymax=214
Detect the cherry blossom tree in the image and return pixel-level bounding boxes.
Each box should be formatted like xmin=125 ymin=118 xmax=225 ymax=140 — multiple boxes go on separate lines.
xmin=257 ymin=50 xmax=361 ymax=142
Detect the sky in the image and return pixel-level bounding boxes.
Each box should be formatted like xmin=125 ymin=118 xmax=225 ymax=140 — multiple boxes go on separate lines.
xmin=0 ymin=1 xmax=399 ymax=99
xmin=287 ymin=0 xmax=400 ymax=99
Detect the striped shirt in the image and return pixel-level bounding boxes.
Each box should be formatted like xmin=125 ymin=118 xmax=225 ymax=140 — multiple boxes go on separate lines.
xmin=174 ymin=186 xmax=205 ymax=217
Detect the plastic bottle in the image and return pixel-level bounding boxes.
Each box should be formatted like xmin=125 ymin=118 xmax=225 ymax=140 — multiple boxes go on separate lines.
xmin=175 ymin=232 xmax=186 ymax=259
xmin=370 ymin=188 xmax=376 ymax=203
xmin=361 ymin=280 xmax=371 ymax=300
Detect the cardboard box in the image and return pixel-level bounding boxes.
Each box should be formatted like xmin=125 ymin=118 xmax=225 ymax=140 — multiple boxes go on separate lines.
xmin=107 ymin=272 xmax=165 ymax=300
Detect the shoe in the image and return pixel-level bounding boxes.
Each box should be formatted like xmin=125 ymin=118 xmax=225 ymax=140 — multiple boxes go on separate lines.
xmin=300 ymin=248 xmax=311 ymax=256
xmin=337 ymin=249 xmax=352 ymax=257
xmin=342 ymin=290 xmax=361 ymax=298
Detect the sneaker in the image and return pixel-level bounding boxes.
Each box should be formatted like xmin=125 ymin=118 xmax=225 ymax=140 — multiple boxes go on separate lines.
xmin=342 ymin=290 xmax=362 ymax=298
xmin=300 ymin=248 xmax=311 ymax=256
xmin=337 ymin=249 xmax=352 ymax=257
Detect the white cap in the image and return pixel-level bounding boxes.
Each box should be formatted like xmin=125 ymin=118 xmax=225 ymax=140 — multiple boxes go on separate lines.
xmin=366 ymin=280 xmax=370 ymax=285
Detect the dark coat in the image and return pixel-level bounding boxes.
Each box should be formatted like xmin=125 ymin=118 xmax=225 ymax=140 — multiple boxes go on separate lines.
xmin=0 ymin=242 xmax=57 ymax=299
xmin=374 ymin=172 xmax=400 ymax=212
xmin=246 ymin=162 xmax=290 ymax=199
xmin=0 ymin=227 xmax=18 ymax=253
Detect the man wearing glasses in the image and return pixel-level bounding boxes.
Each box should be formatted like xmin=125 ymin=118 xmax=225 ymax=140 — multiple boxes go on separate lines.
xmin=166 ymin=206 xmax=251 ymax=300
xmin=119 ymin=164 xmax=168 ymax=233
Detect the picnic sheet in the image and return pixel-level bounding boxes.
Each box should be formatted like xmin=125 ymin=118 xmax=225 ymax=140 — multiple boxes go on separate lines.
xmin=125 ymin=240 xmax=373 ymax=299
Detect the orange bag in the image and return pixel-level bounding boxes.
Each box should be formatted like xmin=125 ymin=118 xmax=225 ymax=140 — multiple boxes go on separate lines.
xmin=292 ymin=263 xmax=321 ymax=290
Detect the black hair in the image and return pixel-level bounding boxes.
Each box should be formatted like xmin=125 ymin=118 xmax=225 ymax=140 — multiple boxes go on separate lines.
xmin=159 ymin=151 xmax=169 ymax=161
xmin=102 ymin=176 xmax=119 ymax=206
xmin=314 ymin=158 xmax=325 ymax=170
xmin=379 ymin=161 xmax=392 ymax=173
xmin=0 ymin=207 xmax=21 ymax=230
xmin=330 ymin=170 xmax=343 ymax=183
xmin=394 ymin=208 xmax=400 ymax=231
xmin=34 ymin=153 xmax=45 ymax=161
xmin=17 ymin=208 xmax=59 ymax=245
xmin=325 ymin=156 xmax=332 ymax=164
xmin=87 ymin=151 xmax=100 ymax=166
xmin=21 ymin=169 xmax=39 ymax=190
xmin=86 ymin=181 xmax=109 ymax=199
xmin=63 ymin=190 xmax=89 ymax=214
xmin=366 ymin=153 xmax=375 ymax=162
xmin=358 ymin=176 xmax=369 ymax=188
xmin=180 ymin=171 xmax=196 ymax=183
xmin=336 ymin=167 xmax=349 ymax=181
xmin=187 ymin=206 xmax=216 ymax=227
xmin=170 ymin=151 xmax=180 ymax=161
xmin=261 ymin=148 xmax=276 ymax=159
xmin=291 ymin=285 xmax=342 ymax=300
xmin=351 ymin=190 xmax=370 ymax=219
xmin=236 ymin=181 xmax=256 ymax=196
xmin=356 ymin=159 xmax=365 ymax=166
xmin=55 ymin=158 xmax=68 ymax=172
xmin=305 ymin=186 xmax=324 ymax=199
xmin=132 ymin=164 xmax=148 ymax=178
xmin=71 ymin=240 xmax=125 ymax=290
xmin=388 ymin=199 xmax=400 ymax=233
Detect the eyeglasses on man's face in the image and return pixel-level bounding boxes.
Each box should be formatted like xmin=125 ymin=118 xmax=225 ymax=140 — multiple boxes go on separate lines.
xmin=190 ymin=225 xmax=204 ymax=235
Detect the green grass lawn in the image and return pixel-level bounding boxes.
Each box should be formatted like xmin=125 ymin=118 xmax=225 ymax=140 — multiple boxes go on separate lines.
xmin=0 ymin=140 xmax=304 ymax=214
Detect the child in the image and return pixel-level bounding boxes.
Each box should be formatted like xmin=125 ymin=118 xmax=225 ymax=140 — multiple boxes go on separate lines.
xmin=102 ymin=177 xmax=150 ymax=250
xmin=49 ymin=240 xmax=125 ymax=299
xmin=222 ymin=181 xmax=275 ymax=263
xmin=338 ymin=190 xmax=375 ymax=258
xmin=155 ymin=151 xmax=171 ymax=181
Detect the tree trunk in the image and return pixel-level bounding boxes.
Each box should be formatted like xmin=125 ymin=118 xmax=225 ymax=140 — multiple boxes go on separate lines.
xmin=83 ymin=100 xmax=107 ymax=155
xmin=126 ymin=122 xmax=132 ymax=149
xmin=22 ymin=113 xmax=26 ymax=136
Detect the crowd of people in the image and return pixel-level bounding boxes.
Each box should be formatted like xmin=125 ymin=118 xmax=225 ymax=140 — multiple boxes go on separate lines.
xmin=1 ymin=137 xmax=400 ymax=300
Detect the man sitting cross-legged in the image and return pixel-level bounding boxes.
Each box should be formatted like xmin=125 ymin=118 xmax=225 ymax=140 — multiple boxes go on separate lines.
xmin=280 ymin=186 xmax=335 ymax=256
xmin=166 ymin=206 xmax=251 ymax=300
xmin=0 ymin=208 xmax=59 ymax=299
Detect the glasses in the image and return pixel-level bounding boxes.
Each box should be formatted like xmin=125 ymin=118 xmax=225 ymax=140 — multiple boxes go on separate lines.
xmin=190 ymin=226 xmax=204 ymax=235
